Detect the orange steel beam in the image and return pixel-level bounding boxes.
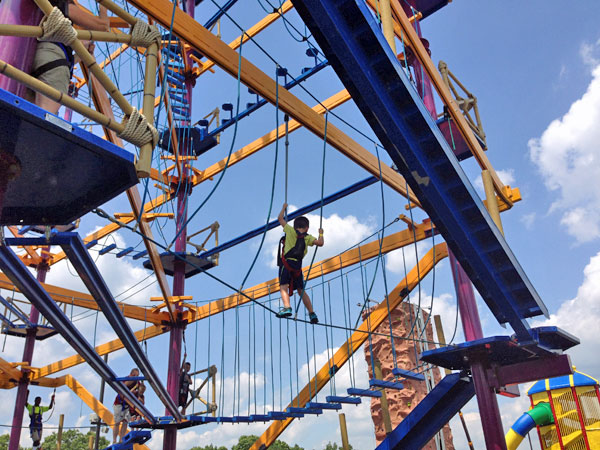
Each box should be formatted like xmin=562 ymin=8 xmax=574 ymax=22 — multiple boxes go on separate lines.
xmin=125 ymin=0 xmax=421 ymax=208
xmin=195 ymin=1 xmax=294 ymax=76
xmin=388 ymin=0 xmax=511 ymax=205
xmin=45 ymin=88 xmax=353 ymax=267
xmin=81 ymin=65 xmax=176 ymax=322
xmin=251 ymin=243 xmax=448 ymax=449
xmin=34 ymin=219 xmax=435 ymax=378
xmin=7 ymin=226 xmax=42 ymax=267
xmin=0 ymin=273 xmax=166 ymax=324
xmin=0 ymin=357 xmax=22 ymax=381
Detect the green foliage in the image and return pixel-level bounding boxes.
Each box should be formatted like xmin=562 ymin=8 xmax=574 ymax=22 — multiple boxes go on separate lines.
xmin=189 ymin=445 xmax=227 ymax=450
xmin=40 ymin=429 xmax=109 ymax=450
xmin=0 ymin=433 xmax=30 ymax=450
xmin=228 ymin=435 xmax=304 ymax=450
xmin=323 ymin=443 xmax=352 ymax=450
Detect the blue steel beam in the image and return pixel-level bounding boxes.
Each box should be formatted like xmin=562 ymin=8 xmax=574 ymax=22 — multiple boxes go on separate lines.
xmin=0 ymin=244 xmax=155 ymax=423
xmin=200 ymin=176 xmax=377 ymax=258
xmin=205 ymin=60 xmax=329 ymax=138
xmin=202 ymin=0 xmax=238 ymax=27
xmin=290 ymin=0 xmax=547 ymax=342
xmin=51 ymin=233 xmax=182 ymax=421
xmin=376 ymin=372 xmax=475 ymax=450
xmin=0 ymin=294 xmax=31 ymax=325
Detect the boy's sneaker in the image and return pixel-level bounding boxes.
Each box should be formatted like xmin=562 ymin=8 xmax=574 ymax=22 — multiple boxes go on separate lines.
xmin=309 ymin=312 xmax=319 ymax=324
xmin=277 ymin=307 xmax=293 ymax=318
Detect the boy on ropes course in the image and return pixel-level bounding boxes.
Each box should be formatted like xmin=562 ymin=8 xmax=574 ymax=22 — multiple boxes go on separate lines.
xmin=276 ymin=203 xmax=324 ymax=323
xmin=112 ymin=368 xmax=140 ymax=444
xmin=25 ymin=390 xmax=55 ymax=450
xmin=179 ymin=358 xmax=192 ymax=415
xmin=31 ymin=0 xmax=110 ymax=114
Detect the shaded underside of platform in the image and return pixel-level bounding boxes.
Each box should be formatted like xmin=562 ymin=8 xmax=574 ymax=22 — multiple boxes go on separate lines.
xmin=0 ymin=88 xmax=137 ymax=225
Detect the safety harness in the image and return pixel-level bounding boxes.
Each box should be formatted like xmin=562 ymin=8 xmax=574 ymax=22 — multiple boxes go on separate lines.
xmin=278 ymin=229 xmax=307 ymax=295
xmin=29 ymin=405 xmax=45 ymax=430
xmin=32 ymin=0 xmax=74 ymax=79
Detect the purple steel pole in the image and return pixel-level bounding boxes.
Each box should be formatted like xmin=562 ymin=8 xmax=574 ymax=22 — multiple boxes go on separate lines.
xmin=8 ymin=251 xmax=49 ymax=450
xmin=448 ymin=251 xmax=507 ymax=450
xmin=408 ymin=16 xmax=508 ymax=449
xmin=0 ymin=0 xmax=43 ymax=97
xmin=163 ymin=2 xmax=195 ymax=449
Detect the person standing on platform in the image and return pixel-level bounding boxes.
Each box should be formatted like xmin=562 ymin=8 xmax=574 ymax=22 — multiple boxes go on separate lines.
xmin=26 ymin=390 xmax=55 ymax=450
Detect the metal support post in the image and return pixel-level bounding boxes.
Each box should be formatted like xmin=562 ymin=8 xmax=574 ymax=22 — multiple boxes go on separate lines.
xmin=57 ymin=414 xmax=64 ymax=450
xmin=94 ymin=354 xmax=108 ymax=450
xmin=379 ymin=0 xmax=396 ymax=54
xmin=163 ymin=2 xmax=195 ymax=448
xmin=373 ymin=359 xmax=393 ymax=434
xmin=339 ymin=413 xmax=351 ymax=450
xmin=482 ymin=169 xmax=504 ymax=234
xmin=9 ymin=250 xmax=48 ymax=450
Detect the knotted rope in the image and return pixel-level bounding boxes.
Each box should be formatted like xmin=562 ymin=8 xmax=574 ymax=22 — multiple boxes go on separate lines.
xmin=38 ymin=7 xmax=77 ymax=46
xmin=118 ymin=108 xmax=159 ymax=148
xmin=130 ymin=19 xmax=162 ymax=48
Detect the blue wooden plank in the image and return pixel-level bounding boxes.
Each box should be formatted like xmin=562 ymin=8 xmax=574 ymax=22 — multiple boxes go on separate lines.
xmin=132 ymin=250 xmax=148 ymax=260
xmin=392 ymin=368 xmax=426 ymax=381
xmin=369 ymin=379 xmax=404 ymax=390
xmin=287 ymin=407 xmax=323 ymax=415
xmin=326 ymin=395 xmax=361 ymax=405
xmin=99 ymin=243 xmax=117 ymax=255
xmin=290 ymin=0 xmax=549 ymax=343
xmin=85 ymin=239 xmax=98 ymax=249
xmin=308 ymin=402 xmax=342 ymax=410
xmin=116 ymin=247 xmax=133 ymax=258
xmin=347 ymin=387 xmax=381 ymax=398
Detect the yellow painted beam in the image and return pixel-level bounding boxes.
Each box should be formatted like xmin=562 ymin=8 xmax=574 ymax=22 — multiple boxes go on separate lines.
xmin=251 ymin=243 xmax=449 ymax=449
xmin=0 ymin=273 xmax=167 ymax=324
xmin=64 ymin=374 xmax=115 ymax=426
xmin=34 ymin=219 xmax=435 ymax=378
xmin=125 ymin=0 xmax=421 ymax=208
xmin=0 ymin=356 xmax=22 ymax=381
xmin=195 ymin=1 xmax=294 ymax=76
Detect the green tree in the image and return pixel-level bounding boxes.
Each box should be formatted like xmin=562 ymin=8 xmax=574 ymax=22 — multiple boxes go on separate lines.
xmin=231 ymin=435 xmax=304 ymax=450
xmin=323 ymin=443 xmax=352 ymax=450
xmin=189 ymin=445 xmax=227 ymax=450
xmin=40 ymin=429 xmax=109 ymax=450
xmin=0 ymin=433 xmax=30 ymax=450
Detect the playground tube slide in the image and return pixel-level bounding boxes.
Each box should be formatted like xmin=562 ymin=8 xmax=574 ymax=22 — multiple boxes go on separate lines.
xmin=505 ymin=402 xmax=554 ymax=450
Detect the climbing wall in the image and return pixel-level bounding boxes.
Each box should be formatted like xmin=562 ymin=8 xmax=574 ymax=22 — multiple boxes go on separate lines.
xmin=363 ymin=302 xmax=454 ymax=449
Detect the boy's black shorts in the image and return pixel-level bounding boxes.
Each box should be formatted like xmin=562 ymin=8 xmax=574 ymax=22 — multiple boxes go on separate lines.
xmin=279 ymin=258 xmax=304 ymax=291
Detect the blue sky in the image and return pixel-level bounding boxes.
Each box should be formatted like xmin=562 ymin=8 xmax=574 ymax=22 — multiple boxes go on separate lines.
xmin=3 ymin=1 xmax=600 ymax=449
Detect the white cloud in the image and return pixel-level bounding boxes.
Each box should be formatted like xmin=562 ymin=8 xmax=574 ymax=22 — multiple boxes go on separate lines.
xmin=386 ymin=241 xmax=431 ymax=275
xmin=265 ymin=210 xmax=375 ymax=269
xmin=533 ymin=250 xmax=600 ymax=374
xmin=580 ymin=39 xmax=600 ymax=68
xmin=520 ymin=212 xmax=536 ymax=230
xmin=528 ymin=63 xmax=600 ymax=243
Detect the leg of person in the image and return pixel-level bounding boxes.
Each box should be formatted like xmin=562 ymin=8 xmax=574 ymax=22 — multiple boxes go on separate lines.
xmin=277 ymin=266 xmax=293 ymax=317
xmin=31 ymin=42 xmax=70 ymax=115
xmin=113 ymin=404 xmax=124 ymax=443
xmin=297 ymin=276 xmax=318 ymax=324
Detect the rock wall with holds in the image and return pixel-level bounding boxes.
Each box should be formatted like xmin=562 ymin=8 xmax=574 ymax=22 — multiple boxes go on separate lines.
xmin=363 ymin=302 xmax=455 ymax=449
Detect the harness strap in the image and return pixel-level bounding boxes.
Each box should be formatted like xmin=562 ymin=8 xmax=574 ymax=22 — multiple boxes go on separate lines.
xmin=281 ymin=254 xmax=302 ymax=296
xmin=31 ymin=58 xmax=70 ymax=79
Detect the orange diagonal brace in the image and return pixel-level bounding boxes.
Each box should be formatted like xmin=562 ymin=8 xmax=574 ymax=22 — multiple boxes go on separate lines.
xmin=251 ymin=243 xmax=448 ymax=450
xmin=35 ymin=220 xmax=435 ymax=378
xmin=125 ymin=0 xmax=421 ymax=208
xmin=0 ymin=273 xmax=166 ymax=324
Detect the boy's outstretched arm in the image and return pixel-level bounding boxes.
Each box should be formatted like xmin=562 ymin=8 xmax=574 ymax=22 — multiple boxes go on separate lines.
xmin=314 ymin=228 xmax=324 ymax=247
xmin=278 ymin=203 xmax=288 ymax=227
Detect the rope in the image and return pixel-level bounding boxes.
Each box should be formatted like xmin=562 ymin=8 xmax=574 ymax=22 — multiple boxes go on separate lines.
xmin=117 ymin=107 xmax=159 ymax=148
xmin=39 ymin=7 xmax=77 ymax=46
xmin=129 ymin=19 xmax=162 ymax=48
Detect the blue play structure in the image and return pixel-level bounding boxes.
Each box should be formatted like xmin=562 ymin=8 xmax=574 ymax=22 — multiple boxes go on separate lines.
xmin=102 ymin=430 xmax=152 ymax=450
xmin=0 ymin=88 xmax=137 ymax=225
